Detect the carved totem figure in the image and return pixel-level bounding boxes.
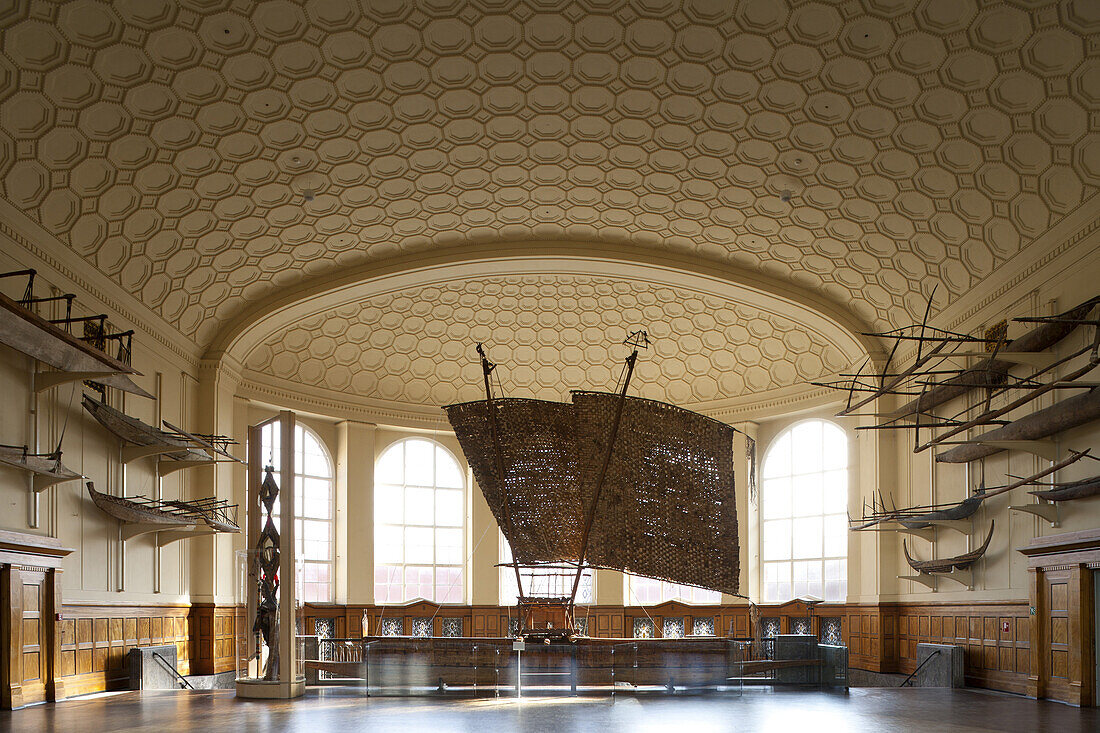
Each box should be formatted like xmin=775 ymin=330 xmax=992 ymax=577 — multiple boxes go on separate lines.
xmin=253 ymin=466 xmax=281 ymax=680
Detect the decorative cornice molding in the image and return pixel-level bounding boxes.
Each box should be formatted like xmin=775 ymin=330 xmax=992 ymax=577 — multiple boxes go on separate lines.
xmin=892 ymin=209 xmax=1100 ymax=366
xmin=239 ymin=377 xmax=451 ymax=429
xmin=238 ymin=369 xmax=843 ymax=429
xmin=942 ymin=210 xmax=1100 ymax=334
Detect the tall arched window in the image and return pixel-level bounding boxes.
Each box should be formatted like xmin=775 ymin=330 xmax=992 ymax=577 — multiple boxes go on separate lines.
xmin=761 ymin=419 xmax=848 ymax=603
xmin=374 ymin=438 xmax=465 ymax=604
xmin=625 ymin=574 xmax=720 ymax=605
xmin=258 ymin=422 xmax=335 ymax=603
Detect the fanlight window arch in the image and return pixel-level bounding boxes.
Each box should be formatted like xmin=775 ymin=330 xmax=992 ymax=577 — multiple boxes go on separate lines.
xmin=761 ymin=419 xmax=848 ymax=603
xmin=258 ymin=422 xmax=336 ymax=603
xmin=374 ymin=438 xmax=466 ymax=604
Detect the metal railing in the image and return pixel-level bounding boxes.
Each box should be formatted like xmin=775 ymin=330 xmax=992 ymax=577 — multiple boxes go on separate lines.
xmin=900 ymin=649 xmax=940 ymax=687
xmin=151 ymin=651 xmax=193 ymax=689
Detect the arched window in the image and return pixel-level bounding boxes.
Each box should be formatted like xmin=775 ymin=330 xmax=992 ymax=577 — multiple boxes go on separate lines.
xmin=761 ymin=420 xmax=848 ymax=603
xmin=374 ymin=438 xmax=465 ymax=604
xmin=499 ymin=533 xmax=595 ymax=605
xmin=625 ymin=574 xmax=720 ymax=605
xmin=258 ymin=422 xmax=335 ymax=603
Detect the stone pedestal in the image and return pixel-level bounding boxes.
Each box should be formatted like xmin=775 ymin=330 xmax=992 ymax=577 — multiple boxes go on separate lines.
xmin=915 ymin=643 xmax=964 ymax=687
xmin=127 ymin=645 xmax=182 ymax=690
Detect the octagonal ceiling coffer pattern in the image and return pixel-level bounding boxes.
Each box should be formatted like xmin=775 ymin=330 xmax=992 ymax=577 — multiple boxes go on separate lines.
xmin=0 ymin=0 xmax=1096 ymax=348
xmin=242 ymin=275 xmax=853 ymax=409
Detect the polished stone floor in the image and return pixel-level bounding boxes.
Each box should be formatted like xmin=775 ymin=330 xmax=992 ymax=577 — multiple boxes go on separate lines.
xmin=2 ymin=687 xmax=1096 ymax=733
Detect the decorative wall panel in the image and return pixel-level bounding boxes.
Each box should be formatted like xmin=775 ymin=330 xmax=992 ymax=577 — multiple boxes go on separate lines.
xmin=58 ymin=604 xmax=191 ymax=697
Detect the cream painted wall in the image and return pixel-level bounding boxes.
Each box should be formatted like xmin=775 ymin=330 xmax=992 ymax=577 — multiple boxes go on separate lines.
xmin=0 ymin=242 xmax=200 ymax=605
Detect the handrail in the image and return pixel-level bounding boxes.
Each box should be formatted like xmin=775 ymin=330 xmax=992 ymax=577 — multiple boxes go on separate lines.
xmin=899 ymin=649 xmax=940 ymax=687
xmin=151 ymin=651 xmax=193 ymax=689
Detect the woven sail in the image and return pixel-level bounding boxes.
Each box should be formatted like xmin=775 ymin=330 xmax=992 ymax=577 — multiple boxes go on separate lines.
xmin=445 ymin=392 xmax=739 ymax=595
xmin=445 ymin=398 xmax=586 ymax=564
xmin=574 ymin=392 xmax=739 ymax=595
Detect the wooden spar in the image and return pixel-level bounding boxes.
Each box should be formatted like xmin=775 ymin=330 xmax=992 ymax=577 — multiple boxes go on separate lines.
xmin=162 ymin=419 xmax=245 ymax=463
xmin=890 ymin=296 xmax=1099 ymax=420
xmin=936 ymin=387 xmax=1100 ymax=463
xmin=916 ymin=344 xmax=1099 ymax=451
xmin=569 ymin=345 xmax=640 ymax=607
xmin=903 ymin=521 xmax=995 ymax=574
xmin=475 ymin=343 xmax=525 ymax=601
xmin=983 ymin=450 xmax=1091 ymax=499
xmin=836 ymin=338 xmax=949 ymax=416
xmin=837 ymin=294 xmax=938 ymax=415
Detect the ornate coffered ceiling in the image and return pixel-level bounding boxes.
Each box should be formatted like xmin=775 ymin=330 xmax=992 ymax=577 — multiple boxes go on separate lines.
xmin=0 ymin=0 xmax=1096 ymax=354
xmin=242 ymin=273 xmax=857 ymax=411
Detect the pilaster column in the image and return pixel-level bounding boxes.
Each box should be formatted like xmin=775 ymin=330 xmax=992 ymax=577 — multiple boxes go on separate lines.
xmin=596 ymin=569 xmax=624 ymax=606
xmin=338 ymin=420 xmax=376 ymax=605
xmin=733 ymin=420 xmax=758 ymax=603
xmin=192 ymin=356 xmax=244 ymax=605
xmin=470 ymin=464 xmax=498 ymax=606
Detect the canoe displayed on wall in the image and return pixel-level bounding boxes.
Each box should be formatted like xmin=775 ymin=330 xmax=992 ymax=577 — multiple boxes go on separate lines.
xmin=935 ymin=387 xmax=1100 ymax=463
xmin=0 ymin=269 xmax=153 ymax=399
xmin=81 ymin=395 xmax=212 ymax=464
xmin=0 ymin=444 xmax=82 ymax=492
xmin=903 ymin=522 xmax=995 ymax=575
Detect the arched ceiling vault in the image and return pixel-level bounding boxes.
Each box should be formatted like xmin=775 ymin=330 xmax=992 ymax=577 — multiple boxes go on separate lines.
xmin=1 ymin=0 xmax=1095 ymax=360
xmin=221 ymin=243 xmax=874 ymax=417
xmin=211 ymin=241 xmax=879 ymax=361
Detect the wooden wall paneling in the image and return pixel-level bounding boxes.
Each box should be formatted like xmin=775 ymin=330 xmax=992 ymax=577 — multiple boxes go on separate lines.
xmin=1 ymin=566 xmax=23 ymax=710
xmin=888 ymin=601 xmax=1029 ymax=695
xmin=59 ymin=604 xmax=192 ymax=696
xmin=19 ymin=569 xmax=45 ymax=705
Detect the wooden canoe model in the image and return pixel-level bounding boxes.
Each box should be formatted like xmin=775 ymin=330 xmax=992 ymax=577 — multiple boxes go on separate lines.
xmin=891 ymin=296 xmax=1098 ymax=421
xmin=903 ymin=522 xmax=994 ymax=574
xmin=82 ymin=395 xmax=211 ymax=463
xmin=936 ymin=387 xmax=1100 ymax=463
xmin=0 ymin=444 xmax=82 ymax=491
xmin=0 ymin=271 xmax=153 ymax=399
xmin=852 ymin=451 xmax=1090 ymax=530
xmin=85 ymin=482 xmax=240 ymax=533
xmin=896 ymin=494 xmax=984 ymax=529
xmin=1029 ymin=475 xmax=1100 ymax=502
xmin=85 ymin=481 xmax=194 ymax=527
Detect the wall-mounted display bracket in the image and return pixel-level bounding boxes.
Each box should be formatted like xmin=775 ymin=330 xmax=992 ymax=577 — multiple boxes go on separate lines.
xmin=1009 ymin=502 xmax=1060 ymax=527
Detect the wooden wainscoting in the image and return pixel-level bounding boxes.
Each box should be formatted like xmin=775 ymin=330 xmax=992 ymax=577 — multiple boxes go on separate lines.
xmin=188 ymin=603 xmax=244 ymax=675
xmin=889 ymin=601 xmax=1030 ymax=694
xmin=58 ymin=603 xmax=192 ymax=696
